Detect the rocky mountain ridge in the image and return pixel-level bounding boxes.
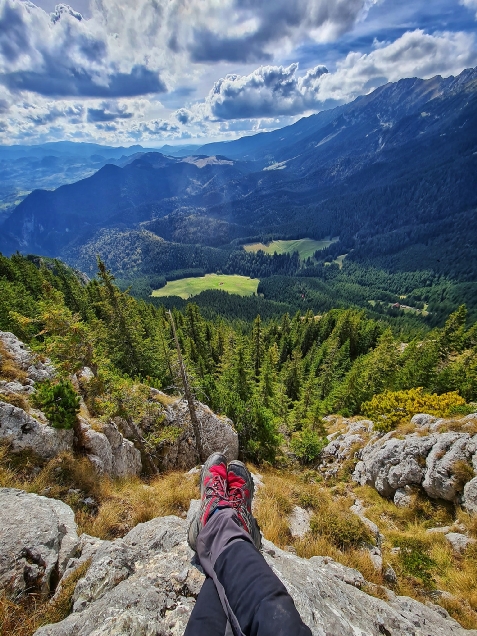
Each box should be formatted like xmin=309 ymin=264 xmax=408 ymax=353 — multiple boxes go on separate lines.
xmin=1 ymin=489 xmax=475 ymax=636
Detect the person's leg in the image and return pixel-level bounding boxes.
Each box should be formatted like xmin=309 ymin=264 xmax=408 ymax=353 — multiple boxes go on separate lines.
xmin=215 ymin=540 xmax=311 ymax=636
xmin=196 ymin=508 xmax=311 ymax=636
xmin=184 ymin=576 xmax=228 ymax=636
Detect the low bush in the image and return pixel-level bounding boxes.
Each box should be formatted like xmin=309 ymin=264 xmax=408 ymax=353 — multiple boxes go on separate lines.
xmin=362 ymin=387 xmax=468 ymax=432
xmin=290 ymin=429 xmax=327 ymax=464
xmin=33 ymin=380 xmax=80 ymax=429
xmin=391 ymin=536 xmax=436 ymax=589
xmin=310 ymin=509 xmax=372 ymax=550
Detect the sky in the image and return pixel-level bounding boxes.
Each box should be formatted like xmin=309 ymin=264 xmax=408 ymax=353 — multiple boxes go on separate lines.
xmin=0 ymin=0 xmax=476 ymax=147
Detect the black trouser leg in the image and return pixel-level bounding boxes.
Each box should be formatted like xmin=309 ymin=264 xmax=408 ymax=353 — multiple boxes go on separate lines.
xmin=184 ymin=576 xmax=228 ymax=636
xmin=215 ymin=540 xmax=312 ymax=636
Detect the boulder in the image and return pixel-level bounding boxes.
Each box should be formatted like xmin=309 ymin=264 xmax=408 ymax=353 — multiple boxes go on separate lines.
xmin=411 ymin=414 xmax=437 ymax=429
xmin=0 ymin=401 xmax=73 ymax=459
xmin=156 ymin=394 xmax=239 ymax=470
xmin=445 ymin=533 xmax=476 ymax=553
xmin=0 ymin=488 xmax=79 ymax=596
xmin=79 ymin=418 xmax=142 ymax=478
xmin=394 ymin=486 xmax=413 ymax=508
xmin=34 ymin=510 xmax=477 ymax=636
xmin=353 ymin=431 xmax=477 ymax=502
xmin=288 ymin=506 xmax=312 ymax=538
xmin=463 ymin=477 xmax=477 ymax=514
xmin=422 ymin=433 xmax=474 ymax=501
xmin=0 ymin=331 xmax=55 ymax=382
xmin=354 ymin=436 xmax=435 ymax=498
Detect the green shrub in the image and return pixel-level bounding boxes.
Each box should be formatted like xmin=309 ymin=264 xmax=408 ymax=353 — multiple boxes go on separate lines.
xmin=33 ymin=380 xmax=80 ymax=430
xmin=310 ymin=509 xmax=372 ymax=550
xmin=392 ymin=536 xmax=436 ymax=588
xmin=362 ymin=387 xmax=468 ymax=432
xmin=290 ymin=429 xmax=327 ymax=464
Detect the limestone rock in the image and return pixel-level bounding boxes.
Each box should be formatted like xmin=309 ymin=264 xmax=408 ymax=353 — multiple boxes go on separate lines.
xmin=353 ymin=430 xmax=477 ymax=502
xmin=309 ymin=555 xmax=366 ymax=588
xmin=426 ymin=526 xmax=451 ymax=534
xmin=0 ymin=331 xmax=55 ymax=382
xmin=0 ymin=488 xmax=79 ymax=596
xmin=354 ymin=436 xmax=435 ymax=498
xmin=384 ymin=566 xmax=398 ymax=585
xmin=288 ymin=506 xmax=311 ymax=538
xmin=35 ymin=513 xmax=477 ymax=636
xmin=0 ymin=401 xmax=73 ymax=459
xmin=422 ymin=433 xmax=474 ymax=501
xmin=369 ymin=547 xmax=383 ymax=571
xmin=445 ymin=533 xmax=476 ymax=553
xmin=463 ymin=477 xmax=477 ymax=514
xmin=79 ymin=418 xmax=141 ymax=478
xmin=411 ymin=414 xmax=437 ymax=428
xmin=156 ymin=394 xmax=239 ymax=470
xmin=394 ymin=486 xmax=413 ymax=508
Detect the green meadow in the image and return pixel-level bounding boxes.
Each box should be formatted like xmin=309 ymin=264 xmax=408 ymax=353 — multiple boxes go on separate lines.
xmin=152 ymin=273 xmax=259 ymax=299
xmin=243 ymin=238 xmax=337 ymax=261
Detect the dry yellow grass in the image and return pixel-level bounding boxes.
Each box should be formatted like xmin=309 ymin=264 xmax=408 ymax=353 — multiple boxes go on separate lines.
xmin=0 ymin=560 xmax=90 ymax=636
xmin=0 ymin=341 xmax=28 ymax=383
xmin=78 ymin=471 xmax=199 ymax=539
xmin=254 ymin=468 xmax=477 ymax=629
xmin=0 ymin=443 xmax=199 ymax=540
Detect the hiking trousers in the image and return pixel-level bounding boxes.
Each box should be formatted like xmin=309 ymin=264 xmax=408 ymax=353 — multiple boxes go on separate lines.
xmin=184 ymin=508 xmax=312 ymax=636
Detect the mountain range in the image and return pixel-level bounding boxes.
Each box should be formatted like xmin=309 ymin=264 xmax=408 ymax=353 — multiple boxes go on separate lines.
xmin=1 ymin=67 xmax=476 ymax=283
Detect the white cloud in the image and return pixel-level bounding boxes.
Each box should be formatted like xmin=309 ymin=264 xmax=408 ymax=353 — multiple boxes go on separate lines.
xmin=0 ymin=1 xmax=476 ymax=145
xmin=191 ymin=29 xmax=477 ymax=121
xmin=461 ymin=0 xmax=477 ymax=17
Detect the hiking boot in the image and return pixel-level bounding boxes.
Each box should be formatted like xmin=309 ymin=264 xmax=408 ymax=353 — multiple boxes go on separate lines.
xmin=188 ymin=452 xmax=229 ymax=551
xmin=227 ymin=460 xmax=262 ymax=550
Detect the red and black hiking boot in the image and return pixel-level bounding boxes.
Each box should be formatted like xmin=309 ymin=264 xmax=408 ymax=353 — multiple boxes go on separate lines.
xmin=188 ymin=452 xmax=229 ymax=551
xmin=227 ymin=460 xmax=262 ymax=550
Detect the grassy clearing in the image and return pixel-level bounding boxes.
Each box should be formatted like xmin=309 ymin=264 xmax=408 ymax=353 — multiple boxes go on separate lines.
xmin=152 ymin=273 xmax=259 ymax=299
xmin=253 ymin=467 xmax=477 ymax=629
xmin=243 ymin=238 xmax=338 ymax=261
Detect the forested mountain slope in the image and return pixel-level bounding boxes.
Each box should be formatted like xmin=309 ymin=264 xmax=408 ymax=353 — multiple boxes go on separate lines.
xmin=0 ymin=67 xmax=476 ymax=285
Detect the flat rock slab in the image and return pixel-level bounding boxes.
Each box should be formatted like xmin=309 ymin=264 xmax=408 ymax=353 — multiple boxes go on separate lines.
xmin=288 ymin=505 xmax=312 ymax=538
xmin=0 ymin=488 xmax=79 ymax=596
xmin=35 ymin=513 xmax=477 ymax=636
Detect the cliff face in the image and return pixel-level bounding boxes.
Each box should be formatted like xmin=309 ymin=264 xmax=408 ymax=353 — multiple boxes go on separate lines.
xmin=0 ymin=490 xmax=474 ymax=636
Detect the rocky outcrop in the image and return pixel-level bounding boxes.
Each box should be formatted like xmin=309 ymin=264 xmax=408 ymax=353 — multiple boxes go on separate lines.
xmin=32 ymin=502 xmax=477 ymax=636
xmin=79 ymin=418 xmax=142 ymax=478
xmin=464 ymin=478 xmax=477 ymax=514
xmin=0 ymin=331 xmax=73 ymax=458
xmin=319 ymin=419 xmax=373 ymax=479
xmin=288 ymin=506 xmax=312 ymax=538
xmin=0 ymin=331 xmax=55 ymax=382
xmin=153 ymin=391 xmax=239 ymax=470
xmin=0 ymin=401 xmax=73 ymax=459
xmin=353 ymin=420 xmax=477 ymax=507
xmin=0 ymin=489 xmax=79 ymax=597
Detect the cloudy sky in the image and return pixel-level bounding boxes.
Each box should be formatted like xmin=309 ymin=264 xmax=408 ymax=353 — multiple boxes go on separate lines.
xmin=0 ymin=0 xmax=476 ymax=146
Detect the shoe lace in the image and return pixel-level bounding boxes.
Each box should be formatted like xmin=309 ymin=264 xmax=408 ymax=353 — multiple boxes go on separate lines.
xmin=228 ymin=483 xmax=250 ymax=513
xmin=205 ymin=473 xmax=228 ymax=503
